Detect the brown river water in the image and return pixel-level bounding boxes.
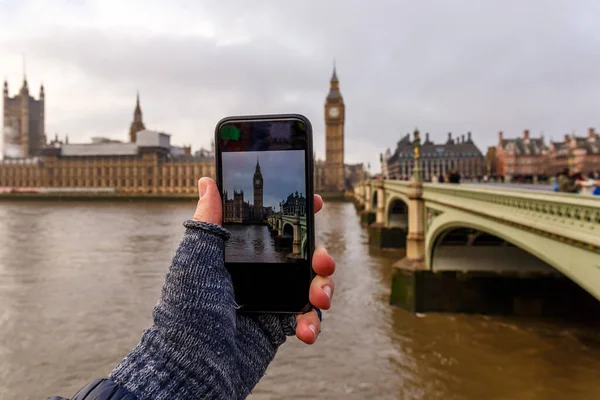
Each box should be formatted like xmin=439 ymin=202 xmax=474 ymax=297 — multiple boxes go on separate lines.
xmin=0 ymin=200 xmax=599 ymax=399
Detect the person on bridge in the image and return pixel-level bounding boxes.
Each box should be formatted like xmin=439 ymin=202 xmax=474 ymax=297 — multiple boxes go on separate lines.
xmin=447 ymin=170 xmax=461 ymax=184
xmin=558 ymin=168 xmax=581 ymax=193
xmin=45 ymin=177 xmax=336 ymax=400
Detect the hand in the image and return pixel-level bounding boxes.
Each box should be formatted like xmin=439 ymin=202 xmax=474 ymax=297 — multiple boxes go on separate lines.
xmin=193 ymin=177 xmax=335 ymax=345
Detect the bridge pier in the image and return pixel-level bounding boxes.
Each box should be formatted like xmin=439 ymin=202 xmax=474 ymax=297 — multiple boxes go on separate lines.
xmin=353 ymin=185 xmax=365 ymax=213
xmin=389 ymin=181 xmax=428 ymax=308
xmin=359 ymin=182 xmax=376 ymax=225
xmin=287 ymin=216 xmax=304 ymax=260
xmin=368 ymin=181 xmax=407 ymax=249
xmin=389 ymin=268 xmax=600 ymax=316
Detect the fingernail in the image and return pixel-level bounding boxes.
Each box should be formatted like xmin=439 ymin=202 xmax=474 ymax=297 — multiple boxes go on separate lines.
xmin=199 ymin=179 xmax=208 ymax=199
xmin=323 ymin=285 xmax=332 ymax=300
xmin=308 ymin=323 xmax=317 ymax=338
xmin=315 ymin=247 xmax=328 ymax=256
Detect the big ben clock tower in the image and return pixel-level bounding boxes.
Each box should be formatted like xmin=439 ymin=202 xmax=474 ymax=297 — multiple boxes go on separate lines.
xmin=324 ymin=65 xmax=345 ymax=192
xmin=253 ymin=158 xmax=264 ymax=220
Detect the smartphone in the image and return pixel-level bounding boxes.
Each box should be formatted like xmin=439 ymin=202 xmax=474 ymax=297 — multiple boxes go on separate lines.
xmin=214 ymin=114 xmax=315 ymax=313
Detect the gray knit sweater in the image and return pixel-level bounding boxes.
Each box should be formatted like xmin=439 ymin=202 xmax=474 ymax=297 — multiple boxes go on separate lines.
xmin=108 ymin=220 xmax=297 ymax=399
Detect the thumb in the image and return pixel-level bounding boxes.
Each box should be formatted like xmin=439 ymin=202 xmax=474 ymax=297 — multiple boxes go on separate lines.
xmin=192 ymin=177 xmax=222 ymax=225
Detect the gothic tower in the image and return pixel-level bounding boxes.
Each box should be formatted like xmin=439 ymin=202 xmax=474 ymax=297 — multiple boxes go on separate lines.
xmin=2 ymin=75 xmax=45 ymax=159
xmin=253 ymin=158 xmax=264 ymax=220
xmin=129 ymin=92 xmax=145 ymax=142
xmin=324 ymin=65 xmax=345 ymax=192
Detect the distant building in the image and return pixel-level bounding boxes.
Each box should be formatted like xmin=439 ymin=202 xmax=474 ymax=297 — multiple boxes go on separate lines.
xmin=496 ymin=130 xmax=548 ymax=180
xmin=386 ymin=132 xmax=484 ymax=181
xmin=380 ymin=148 xmax=392 ymax=179
xmin=223 ymin=159 xmax=264 ymax=223
xmin=547 ymin=128 xmax=600 ymax=177
xmin=3 ymin=77 xmax=46 ymax=158
xmin=280 ymin=192 xmax=307 ymax=216
xmin=345 ymin=163 xmax=368 ymax=187
xmin=223 ymin=190 xmax=253 ymax=223
xmin=0 ymin=94 xmax=214 ymax=193
xmin=485 ymin=146 xmax=497 ymax=177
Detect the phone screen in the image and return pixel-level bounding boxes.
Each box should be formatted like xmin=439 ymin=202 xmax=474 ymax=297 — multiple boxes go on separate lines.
xmin=215 ymin=115 xmax=314 ymax=313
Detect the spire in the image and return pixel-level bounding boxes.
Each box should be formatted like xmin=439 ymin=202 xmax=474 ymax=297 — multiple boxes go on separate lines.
xmin=326 ymin=62 xmax=342 ymax=102
xmin=331 ymin=59 xmax=338 ymax=84
xmin=40 ymin=83 xmax=45 ymax=99
xmin=129 ymin=91 xmax=146 ymax=142
xmin=256 ymin=157 xmax=261 ymax=170
xmin=134 ymin=91 xmax=142 ymax=119
xmin=3 ymin=79 xmax=7 ymax=97
xmin=21 ymin=54 xmax=28 ymax=93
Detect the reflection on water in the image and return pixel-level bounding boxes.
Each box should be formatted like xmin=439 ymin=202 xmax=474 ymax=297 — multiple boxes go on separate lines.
xmin=0 ymin=200 xmax=599 ymax=399
xmin=225 ymin=224 xmax=290 ymax=263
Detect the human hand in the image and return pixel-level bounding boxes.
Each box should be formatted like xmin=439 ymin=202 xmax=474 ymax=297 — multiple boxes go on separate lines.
xmin=193 ymin=177 xmax=335 ymax=345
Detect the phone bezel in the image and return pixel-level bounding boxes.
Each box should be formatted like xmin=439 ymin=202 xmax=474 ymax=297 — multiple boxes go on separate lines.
xmin=214 ymin=114 xmax=316 ymax=314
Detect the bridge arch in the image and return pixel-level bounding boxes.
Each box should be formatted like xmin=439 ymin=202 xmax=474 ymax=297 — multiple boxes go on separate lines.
xmin=372 ymin=189 xmax=378 ymax=210
xmin=282 ymin=221 xmax=294 ymax=238
xmin=426 ymin=211 xmax=600 ymax=300
xmin=384 ymin=194 xmax=410 ymax=227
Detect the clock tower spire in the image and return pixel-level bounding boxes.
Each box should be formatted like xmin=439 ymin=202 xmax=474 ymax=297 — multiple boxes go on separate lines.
xmin=324 ymin=63 xmax=345 ymax=192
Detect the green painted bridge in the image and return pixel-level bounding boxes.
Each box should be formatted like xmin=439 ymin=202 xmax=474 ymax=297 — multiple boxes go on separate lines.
xmin=353 ymin=179 xmax=600 ymax=312
xmin=267 ymin=213 xmax=308 ymax=259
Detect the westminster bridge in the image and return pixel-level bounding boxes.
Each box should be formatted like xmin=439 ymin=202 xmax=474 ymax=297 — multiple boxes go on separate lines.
xmin=267 ymin=213 xmax=307 ymax=259
xmin=353 ymin=179 xmax=600 ymax=314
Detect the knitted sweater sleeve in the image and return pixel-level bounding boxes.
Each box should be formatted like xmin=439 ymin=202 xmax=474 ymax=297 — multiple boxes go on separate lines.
xmin=109 ymin=220 xmax=296 ymax=400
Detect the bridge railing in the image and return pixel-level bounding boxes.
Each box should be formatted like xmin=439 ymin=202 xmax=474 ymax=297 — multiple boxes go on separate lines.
xmin=420 ymin=183 xmax=600 ymax=248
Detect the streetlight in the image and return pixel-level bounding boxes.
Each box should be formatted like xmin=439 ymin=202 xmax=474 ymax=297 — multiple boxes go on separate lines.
xmin=412 ymin=128 xmax=422 ymax=182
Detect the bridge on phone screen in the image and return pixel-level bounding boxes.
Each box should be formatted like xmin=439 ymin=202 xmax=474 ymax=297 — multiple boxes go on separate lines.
xmin=267 ymin=213 xmax=307 ymax=259
xmin=352 ymin=179 xmax=600 ymax=314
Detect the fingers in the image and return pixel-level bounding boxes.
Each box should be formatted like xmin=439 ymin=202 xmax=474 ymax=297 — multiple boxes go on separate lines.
xmin=192 ymin=177 xmax=222 ymax=225
xmin=312 ymin=247 xmax=335 ymax=277
xmin=314 ymin=194 xmax=324 ymax=214
xmin=295 ymin=310 xmax=321 ymax=344
xmin=309 ymin=275 xmax=334 ymax=310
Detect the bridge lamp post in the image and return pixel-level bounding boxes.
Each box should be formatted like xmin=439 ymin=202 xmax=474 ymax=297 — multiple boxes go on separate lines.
xmin=568 ymin=151 xmax=574 ymax=175
xmin=412 ymin=129 xmax=422 ymax=183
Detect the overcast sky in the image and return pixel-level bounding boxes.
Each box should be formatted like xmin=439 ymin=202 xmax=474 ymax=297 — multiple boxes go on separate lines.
xmin=223 ymin=150 xmax=305 ymax=210
xmin=1 ymin=1 xmax=600 ymax=170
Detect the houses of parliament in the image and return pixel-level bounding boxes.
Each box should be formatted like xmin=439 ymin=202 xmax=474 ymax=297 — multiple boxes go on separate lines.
xmin=0 ymin=68 xmax=365 ymax=195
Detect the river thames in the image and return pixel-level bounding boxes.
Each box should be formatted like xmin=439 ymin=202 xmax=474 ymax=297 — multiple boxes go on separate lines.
xmin=1 ymin=200 xmax=600 ymax=399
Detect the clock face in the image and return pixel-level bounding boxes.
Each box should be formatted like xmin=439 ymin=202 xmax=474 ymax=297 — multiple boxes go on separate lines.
xmin=255 ymin=179 xmax=260 ymax=185
xmin=329 ymin=107 xmax=340 ymax=118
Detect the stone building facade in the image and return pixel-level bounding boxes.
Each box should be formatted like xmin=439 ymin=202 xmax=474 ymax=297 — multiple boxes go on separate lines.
xmin=385 ymin=131 xmax=484 ymax=181
xmin=223 ymin=159 xmax=265 ymax=223
xmin=281 ymin=191 xmax=307 ymax=216
xmin=0 ymin=95 xmax=214 ymax=193
xmin=485 ymin=146 xmax=497 ymax=177
xmin=3 ymin=77 xmax=46 ymax=158
xmin=223 ymin=190 xmax=253 ymax=223
xmin=496 ymin=130 xmax=548 ymax=180
xmin=547 ymin=128 xmax=600 ymax=177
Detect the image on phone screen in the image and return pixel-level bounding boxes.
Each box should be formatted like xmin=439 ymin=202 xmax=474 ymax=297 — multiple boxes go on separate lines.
xmin=219 ymin=119 xmax=309 ymax=263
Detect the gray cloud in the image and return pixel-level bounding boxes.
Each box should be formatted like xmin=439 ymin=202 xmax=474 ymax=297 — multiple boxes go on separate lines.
xmin=2 ymin=0 xmax=600 ymax=169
